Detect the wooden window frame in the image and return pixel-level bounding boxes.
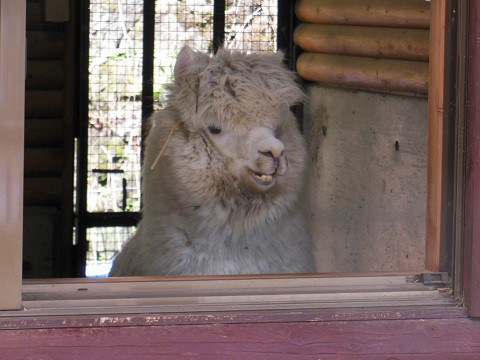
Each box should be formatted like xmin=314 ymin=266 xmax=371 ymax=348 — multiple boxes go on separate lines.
xmin=0 ymin=0 xmax=26 ymax=311
xmin=1 ymin=0 xmax=480 ymax=325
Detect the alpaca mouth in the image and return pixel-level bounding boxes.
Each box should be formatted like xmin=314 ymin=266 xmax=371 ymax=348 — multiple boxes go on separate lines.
xmin=251 ymin=171 xmax=276 ymax=186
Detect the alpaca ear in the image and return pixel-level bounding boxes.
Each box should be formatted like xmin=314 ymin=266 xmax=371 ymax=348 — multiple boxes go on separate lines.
xmin=174 ymin=46 xmax=196 ymax=85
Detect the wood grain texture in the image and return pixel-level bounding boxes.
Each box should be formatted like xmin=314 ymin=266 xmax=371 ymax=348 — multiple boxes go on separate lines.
xmin=464 ymin=0 xmax=480 ymax=318
xmin=294 ymin=24 xmax=430 ymax=61
xmin=295 ymin=0 xmax=430 ymax=29
xmin=0 ymin=0 xmax=26 ymax=311
xmin=0 ymin=317 xmax=479 ymax=359
xmin=425 ymin=0 xmax=446 ymax=272
xmin=296 ymin=52 xmax=428 ymax=94
xmin=0 ymin=307 xmax=468 ymax=330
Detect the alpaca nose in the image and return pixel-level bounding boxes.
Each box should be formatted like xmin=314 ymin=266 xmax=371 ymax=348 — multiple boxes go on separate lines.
xmin=259 ymin=136 xmax=284 ymax=159
xmin=260 ymin=150 xmax=284 ymax=164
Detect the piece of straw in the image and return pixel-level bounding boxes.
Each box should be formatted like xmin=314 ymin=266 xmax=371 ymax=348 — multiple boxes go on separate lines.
xmin=150 ymin=119 xmax=182 ymax=170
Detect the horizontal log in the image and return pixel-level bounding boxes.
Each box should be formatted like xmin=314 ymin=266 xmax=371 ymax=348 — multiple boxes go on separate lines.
xmin=27 ymin=2 xmax=64 ymax=31
xmin=26 ymin=61 xmax=64 ymax=90
xmin=27 ymin=31 xmax=64 ymax=60
xmin=25 ymin=90 xmax=64 ymax=119
xmin=295 ymin=0 xmax=430 ymax=29
xmin=294 ymin=24 xmax=429 ymax=61
xmin=24 ymin=177 xmax=63 ymax=206
xmin=296 ymin=52 xmax=428 ymax=94
xmin=25 ymin=119 xmax=63 ymax=147
xmin=24 ymin=148 xmax=64 ymax=177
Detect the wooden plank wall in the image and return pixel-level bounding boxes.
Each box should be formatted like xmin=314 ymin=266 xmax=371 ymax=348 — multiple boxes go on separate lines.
xmin=24 ymin=0 xmax=65 ymax=206
xmin=24 ymin=0 xmax=75 ymax=278
xmin=294 ymin=0 xmax=430 ymax=94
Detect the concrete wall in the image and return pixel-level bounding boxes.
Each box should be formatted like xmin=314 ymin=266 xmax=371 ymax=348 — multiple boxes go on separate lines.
xmin=304 ymin=85 xmax=427 ymax=272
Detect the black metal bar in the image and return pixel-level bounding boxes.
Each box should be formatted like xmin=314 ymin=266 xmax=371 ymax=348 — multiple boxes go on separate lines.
xmin=141 ymin=0 xmax=155 ymax=214
xmin=82 ymin=212 xmax=141 ymax=228
xmin=277 ymin=0 xmax=304 ymax=132
xmin=142 ymin=0 xmax=155 ymax=125
xmin=76 ymin=0 xmax=91 ymax=278
xmin=277 ymin=0 xmax=296 ymax=69
xmin=213 ymin=0 xmax=225 ymax=53
xmin=122 ymin=178 xmax=127 ymax=211
xmin=92 ymin=169 xmax=125 ymax=174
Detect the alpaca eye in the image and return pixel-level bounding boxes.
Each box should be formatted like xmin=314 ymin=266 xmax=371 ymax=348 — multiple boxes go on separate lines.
xmin=207 ymin=125 xmax=222 ymax=135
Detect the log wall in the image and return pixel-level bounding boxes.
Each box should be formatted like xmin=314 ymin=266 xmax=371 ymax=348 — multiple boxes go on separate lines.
xmin=294 ymin=0 xmax=430 ymax=94
xmin=23 ymin=0 xmax=75 ymax=278
xmin=24 ymin=1 xmax=65 ymax=206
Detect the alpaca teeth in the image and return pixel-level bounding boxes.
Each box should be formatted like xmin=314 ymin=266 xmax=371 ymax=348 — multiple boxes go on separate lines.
xmin=256 ymin=174 xmax=273 ymax=181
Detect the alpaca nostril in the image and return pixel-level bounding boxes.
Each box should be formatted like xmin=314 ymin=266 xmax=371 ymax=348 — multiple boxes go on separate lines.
xmin=260 ymin=150 xmax=284 ymax=160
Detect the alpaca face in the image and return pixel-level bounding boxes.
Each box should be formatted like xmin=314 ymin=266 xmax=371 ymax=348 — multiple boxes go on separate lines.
xmin=204 ymin=122 xmax=288 ymax=194
xmin=169 ymin=46 xmax=305 ymax=196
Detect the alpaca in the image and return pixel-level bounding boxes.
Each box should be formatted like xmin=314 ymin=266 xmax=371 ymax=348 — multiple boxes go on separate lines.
xmin=109 ymin=46 xmax=315 ymax=276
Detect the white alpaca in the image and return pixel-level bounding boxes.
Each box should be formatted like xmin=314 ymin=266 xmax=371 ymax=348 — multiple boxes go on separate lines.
xmin=109 ymin=46 xmax=315 ymax=276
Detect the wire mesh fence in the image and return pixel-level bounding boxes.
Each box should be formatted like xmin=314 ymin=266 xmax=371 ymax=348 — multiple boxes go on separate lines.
xmin=224 ymin=0 xmax=277 ymax=52
xmin=88 ymin=0 xmax=143 ymax=213
xmin=153 ymin=0 xmax=214 ymax=109
xmin=84 ymin=0 xmax=279 ymax=277
xmin=86 ymin=226 xmax=136 ymax=277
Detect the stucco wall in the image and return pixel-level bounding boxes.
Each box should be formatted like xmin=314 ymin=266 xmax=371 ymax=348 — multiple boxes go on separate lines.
xmin=304 ymin=85 xmax=427 ymax=272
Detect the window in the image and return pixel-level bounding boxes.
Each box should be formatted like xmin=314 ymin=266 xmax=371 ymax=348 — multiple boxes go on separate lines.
xmin=0 ymin=1 xmax=478 ymax=318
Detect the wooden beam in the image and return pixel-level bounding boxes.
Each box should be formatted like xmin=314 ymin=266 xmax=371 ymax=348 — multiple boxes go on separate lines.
xmin=294 ymin=24 xmax=429 ymax=61
xmin=27 ymin=1 xmax=64 ymax=31
xmin=296 ymin=52 xmax=428 ymax=94
xmin=295 ymin=0 xmax=430 ymax=29
xmin=26 ymin=31 xmax=64 ymax=60
xmin=26 ymin=61 xmax=64 ymax=90
xmin=24 ymin=148 xmax=64 ymax=177
xmin=0 ymin=306 xmax=468 ymax=330
xmin=0 ymin=316 xmax=480 ymax=358
xmin=464 ymin=0 xmax=480 ymax=318
xmin=44 ymin=0 xmax=69 ymax=22
xmin=25 ymin=90 xmax=64 ymax=119
xmin=25 ymin=119 xmax=63 ymax=147
xmin=425 ymin=0 xmax=446 ymax=271
xmin=24 ymin=178 xmax=63 ymax=206
xmin=0 ymin=0 xmax=26 ymax=311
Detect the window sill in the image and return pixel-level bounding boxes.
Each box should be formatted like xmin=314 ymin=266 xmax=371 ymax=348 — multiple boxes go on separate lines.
xmin=0 ymin=273 xmax=457 ymax=323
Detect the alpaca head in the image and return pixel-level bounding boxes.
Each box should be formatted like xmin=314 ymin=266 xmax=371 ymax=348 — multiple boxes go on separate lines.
xmin=167 ymin=46 xmax=304 ymax=195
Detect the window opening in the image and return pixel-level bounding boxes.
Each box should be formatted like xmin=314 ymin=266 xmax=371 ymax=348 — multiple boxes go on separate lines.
xmin=77 ymin=0 xmax=283 ymax=278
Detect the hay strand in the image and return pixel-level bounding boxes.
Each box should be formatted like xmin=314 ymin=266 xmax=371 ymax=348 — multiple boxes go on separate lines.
xmin=150 ymin=119 xmax=182 ymax=170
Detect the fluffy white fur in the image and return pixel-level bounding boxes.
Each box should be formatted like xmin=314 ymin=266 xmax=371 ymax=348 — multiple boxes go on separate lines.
xmin=109 ymin=47 xmax=315 ymax=276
